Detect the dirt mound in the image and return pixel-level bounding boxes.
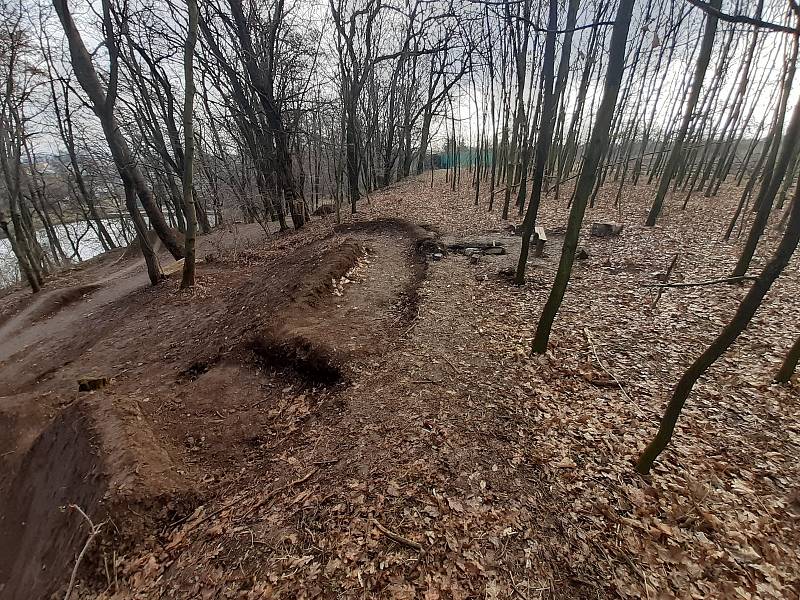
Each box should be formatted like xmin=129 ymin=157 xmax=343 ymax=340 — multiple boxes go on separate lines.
xmin=335 ymin=216 xmax=433 ymax=240
xmin=0 ymin=397 xmax=190 ymax=600
xmin=249 ymin=240 xmax=366 ymax=383
xmin=0 ymin=284 xmax=100 ymax=341
xmin=0 ymin=214 xmax=437 ymax=598
xmin=0 ymin=402 xmax=107 ymax=600
xmin=30 ymin=283 xmax=101 ymax=323
xmin=248 ymin=223 xmax=431 ymax=384
xmin=287 ymin=239 xmax=365 ymax=306
xmin=312 ymin=203 xmax=336 ymax=216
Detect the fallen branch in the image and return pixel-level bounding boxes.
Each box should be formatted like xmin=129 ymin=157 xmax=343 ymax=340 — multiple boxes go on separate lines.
xmin=652 ymin=253 xmax=679 ymax=307
xmin=442 ymin=354 xmax=461 ymax=374
xmin=178 ymin=468 xmax=320 ymax=534
xmin=64 ymin=504 xmax=107 ymax=600
xmin=641 ymin=275 xmax=757 ymax=289
xmin=373 ymin=518 xmax=425 ymax=552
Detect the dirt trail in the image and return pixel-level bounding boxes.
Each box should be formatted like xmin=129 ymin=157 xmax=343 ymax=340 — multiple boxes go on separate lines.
xmin=0 ymin=240 xmax=173 ymax=363
xmin=0 ymin=216 xmax=434 ymax=600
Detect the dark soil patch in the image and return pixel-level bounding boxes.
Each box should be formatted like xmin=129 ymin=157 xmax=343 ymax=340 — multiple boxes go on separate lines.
xmin=251 ymin=330 xmax=344 ymax=384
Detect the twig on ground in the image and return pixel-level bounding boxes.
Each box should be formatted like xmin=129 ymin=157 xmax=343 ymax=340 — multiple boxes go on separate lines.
xmin=178 ymin=468 xmax=320 ymax=533
xmin=442 ymin=354 xmax=461 ymax=374
xmin=372 ymin=518 xmax=425 ymax=552
xmin=401 ymin=308 xmax=421 ymax=337
xmin=641 ymin=275 xmax=757 ymax=289
xmin=64 ymin=504 xmax=107 ymax=600
xmin=583 ymin=328 xmax=633 ymax=404
xmin=652 ymin=253 xmax=679 ymax=307
xmin=237 ymin=468 xmax=320 ymax=521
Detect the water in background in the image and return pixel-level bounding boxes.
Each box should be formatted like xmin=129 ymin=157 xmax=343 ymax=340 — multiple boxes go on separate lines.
xmin=1 ymin=211 xmax=219 ymax=289
xmin=0 ymin=218 xmax=129 ymax=288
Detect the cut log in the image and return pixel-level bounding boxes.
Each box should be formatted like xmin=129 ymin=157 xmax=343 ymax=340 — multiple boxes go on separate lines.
xmin=590 ymin=222 xmax=624 ymax=238
xmin=447 ymin=241 xmax=506 ymax=252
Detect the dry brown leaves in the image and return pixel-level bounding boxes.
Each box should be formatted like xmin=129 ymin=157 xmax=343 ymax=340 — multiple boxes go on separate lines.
xmin=87 ymin=174 xmax=798 ymax=600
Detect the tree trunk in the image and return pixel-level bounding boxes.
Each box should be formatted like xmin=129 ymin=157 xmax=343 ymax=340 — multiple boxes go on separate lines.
xmin=732 ymin=33 xmax=800 ymax=276
xmin=124 ymin=183 xmax=163 ymax=285
xmin=181 ymin=0 xmax=199 ymax=288
xmin=645 ymin=0 xmax=721 ymax=227
xmin=775 ymin=334 xmax=800 ymax=383
xmin=637 ymin=164 xmax=800 ymax=474
xmin=52 ymin=0 xmax=183 ymax=260
xmin=531 ymin=0 xmax=635 ymax=353
xmin=514 ymin=0 xmax=558 ymax=285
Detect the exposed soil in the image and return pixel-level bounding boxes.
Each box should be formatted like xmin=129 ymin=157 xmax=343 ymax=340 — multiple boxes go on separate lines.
xmin=0 ymin=175 xmax=798 ymax=599
xmin=0 ymin=216 xmax=431 ymax=600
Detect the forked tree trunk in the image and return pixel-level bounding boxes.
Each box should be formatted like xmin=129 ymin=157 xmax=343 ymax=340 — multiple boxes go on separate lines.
xmin=124 ymin=183 xmax=163 ymax=285
xmin=0 ymin=212 xmax=41 ymax=293
xmin=53 ymin=0 xmax=181 ymax=272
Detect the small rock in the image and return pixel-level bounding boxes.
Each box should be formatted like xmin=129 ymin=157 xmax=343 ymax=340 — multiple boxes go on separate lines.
xmin=576 ymin=247 xmax=590 ymax=260
xmin=464 ymin=247 xmax=481 ymax=256
xmin=469 ymin=254 xmax=479 ymax=265
xmin=431 ymin=253 xmax=444 ymax=261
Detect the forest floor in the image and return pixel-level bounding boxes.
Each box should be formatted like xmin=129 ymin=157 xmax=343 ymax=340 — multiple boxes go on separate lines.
xmin=0 ymin=173 xmax=798 ymax=600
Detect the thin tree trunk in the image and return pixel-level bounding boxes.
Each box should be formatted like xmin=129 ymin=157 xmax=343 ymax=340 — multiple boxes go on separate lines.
xmin=645 ymin=0 xmax=721 ymax=227
xmin=532 ymin=0 xmax=635 ymax=353
xmin=514 ymin=0 xmax=558 ymax=285
xmin=181 ymin=0 xmax=199 ymax=288
xmin=637 ymin=166 xmax=800 ymax=473
xmin=775 ymin=334 xmax=800 ymax=383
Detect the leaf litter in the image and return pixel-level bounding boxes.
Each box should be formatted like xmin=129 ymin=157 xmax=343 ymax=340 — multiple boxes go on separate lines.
xmin=72 ymin=175 xmax=798 ymax=599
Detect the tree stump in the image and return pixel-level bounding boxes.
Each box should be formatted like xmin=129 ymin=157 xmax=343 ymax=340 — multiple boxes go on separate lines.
xmin=534 ymin=226 xmax=547 ymax=257
xmin=590 ymin=222 xmax=624 ymax=237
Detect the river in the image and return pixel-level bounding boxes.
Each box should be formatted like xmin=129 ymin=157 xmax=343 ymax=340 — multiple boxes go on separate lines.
xmin=0 ymin=218 xmax=130 ymax=288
